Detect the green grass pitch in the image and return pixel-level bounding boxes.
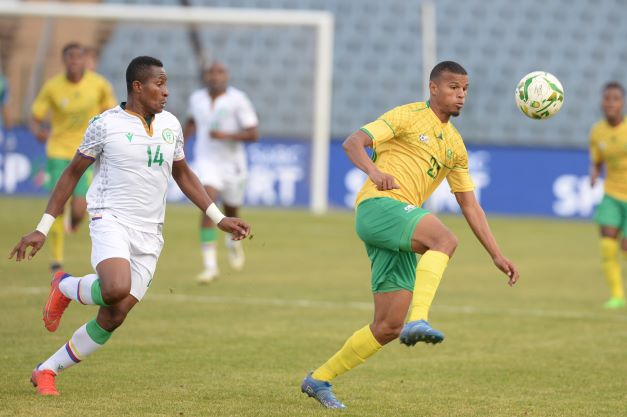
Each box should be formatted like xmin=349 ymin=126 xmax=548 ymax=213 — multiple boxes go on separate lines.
xmin=1 ymin=196 xmax=626 ymax=417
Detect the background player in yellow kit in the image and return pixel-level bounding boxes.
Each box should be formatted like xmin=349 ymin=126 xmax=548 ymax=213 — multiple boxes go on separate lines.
xmin=301 ymin=61 xmax=520 ymax=409
xmin=30 ymin=43 xmax=116 ymax=272
xmin=590 ymin=82 xmax=627 ymax=309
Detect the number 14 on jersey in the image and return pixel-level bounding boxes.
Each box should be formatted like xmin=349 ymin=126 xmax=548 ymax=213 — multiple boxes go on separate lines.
xmin=147 ymin=145 xmax=164 ymax=167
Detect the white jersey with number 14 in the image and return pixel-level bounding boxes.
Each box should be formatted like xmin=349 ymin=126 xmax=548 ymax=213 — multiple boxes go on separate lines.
xmin=78 ymin=105 xmax=185 ymax=233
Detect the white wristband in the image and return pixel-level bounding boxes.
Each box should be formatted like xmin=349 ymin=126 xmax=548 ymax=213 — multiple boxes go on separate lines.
xmin=35 ymin=213 xmax=56 ymax=236
xmin=205 ymin=203 xmax=226 ymax=224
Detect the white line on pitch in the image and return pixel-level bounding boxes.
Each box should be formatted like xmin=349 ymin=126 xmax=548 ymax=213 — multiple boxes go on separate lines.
xmin=6 ymin=286 xmax=627 ymax=322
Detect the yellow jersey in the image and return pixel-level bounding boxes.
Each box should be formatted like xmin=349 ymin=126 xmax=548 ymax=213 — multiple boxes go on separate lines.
xmin=589 ymin=116 xmax=627 ymax=201
xmin=32 ymin=70 xmax=116 ymax=159
xmin=355 ymin=101 xmax=474 ymax=207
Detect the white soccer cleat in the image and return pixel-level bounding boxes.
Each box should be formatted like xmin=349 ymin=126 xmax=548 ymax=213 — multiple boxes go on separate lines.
xmin=197 ymin=268 xmax=219 ymax=284
xmin=226 ymin=239 xmax=245 ymax=271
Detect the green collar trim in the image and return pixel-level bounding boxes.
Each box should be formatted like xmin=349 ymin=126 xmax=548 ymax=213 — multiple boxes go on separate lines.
xmin=120 ymin=102 xmax=154 ymax=127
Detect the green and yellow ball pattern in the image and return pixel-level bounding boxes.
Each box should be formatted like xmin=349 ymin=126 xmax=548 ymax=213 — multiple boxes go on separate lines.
xmin=515 ymin=71 xmax=564 ymax=120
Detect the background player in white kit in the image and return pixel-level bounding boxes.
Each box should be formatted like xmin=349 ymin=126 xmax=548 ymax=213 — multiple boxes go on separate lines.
xmin=185 ymin=61 xmax=259 ymax=283
xmin=9 ymin=56 xmax=251 ymax=396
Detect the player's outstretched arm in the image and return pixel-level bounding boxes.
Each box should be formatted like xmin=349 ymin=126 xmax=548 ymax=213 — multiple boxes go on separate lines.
xmin=9 ymin=153 xmax=93 ymax=261
xmin=342 ymin=130 xmax=399 ymax=191
xmin=172 ymin=159 xmax=251 ymax=240
xmin=454 ymin=190 xmax=519 ymax=286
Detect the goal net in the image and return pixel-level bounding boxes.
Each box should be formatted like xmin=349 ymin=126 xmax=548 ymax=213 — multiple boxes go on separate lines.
xmin=0 ymin=1 xmax=333 ymax=213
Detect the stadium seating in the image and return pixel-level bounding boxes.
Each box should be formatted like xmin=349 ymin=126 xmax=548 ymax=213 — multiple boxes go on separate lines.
xmin=99 ymin=23 xmax=199 ymax=119
xmin=100 ymin=0 xmax=627 ymax=147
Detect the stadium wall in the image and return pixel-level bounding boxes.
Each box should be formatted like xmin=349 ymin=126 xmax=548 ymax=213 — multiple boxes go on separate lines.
xmin=0 ymin=128 xmax=602 ymax=219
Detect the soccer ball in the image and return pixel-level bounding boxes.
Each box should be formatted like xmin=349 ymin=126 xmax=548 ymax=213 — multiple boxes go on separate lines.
xmin=514 ymin=71 xmax=564 ymax=119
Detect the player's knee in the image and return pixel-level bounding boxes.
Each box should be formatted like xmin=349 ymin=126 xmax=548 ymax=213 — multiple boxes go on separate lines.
xmin=371 ymin=321 xmax=404 ymax=345
xmin=447 ymin=233 xmax=459 ymax=254
xmin=433 ymin=232 xmax=458 ymax=257
xmin=101 ymin=281 xmax=131 ymax=305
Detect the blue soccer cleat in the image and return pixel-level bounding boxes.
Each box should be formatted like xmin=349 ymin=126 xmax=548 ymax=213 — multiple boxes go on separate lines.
xmin=399 ymin=319 xmax=445 ymax=346
xmin=301 ymin=372 xmax=347 ymax=409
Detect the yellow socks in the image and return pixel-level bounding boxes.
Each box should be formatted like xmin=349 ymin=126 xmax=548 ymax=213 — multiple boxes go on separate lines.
xmin=408 ymin=250 xmax=449 ymax=322
xmin=601 ymin=238 xmax=624 ymax=299
xmin=50 ymin=216 xmax=65 ymax=266
xmin=311 ymin=325 xmax=382 ymax=382
xmin=309 ymin=251 xmax=449 ymax=383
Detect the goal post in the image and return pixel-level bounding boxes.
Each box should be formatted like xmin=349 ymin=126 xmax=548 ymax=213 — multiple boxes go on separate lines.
xmin=0 ymin=1 xmax=334 ymax=214
xmin=421 ymin=0 xmax=437 ymax=102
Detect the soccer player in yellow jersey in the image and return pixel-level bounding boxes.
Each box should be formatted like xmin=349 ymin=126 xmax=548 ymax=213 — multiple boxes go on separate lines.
xmin=30 ymin=43 xmax=116 ymax=272
xmin=590 ymin=82 xmax=627 ymax=309
xmin=301 ymin=61 xmax=520 ymax=409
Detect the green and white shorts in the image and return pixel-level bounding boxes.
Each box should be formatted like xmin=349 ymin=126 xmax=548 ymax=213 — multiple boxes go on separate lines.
xmin=355 ymin=197 xmax=430 ymax=293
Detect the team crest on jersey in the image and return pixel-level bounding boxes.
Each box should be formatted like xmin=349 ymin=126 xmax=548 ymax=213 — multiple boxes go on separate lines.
xmin=419 ymin=134 xmax=429 ymax=143
xmin=162 ymin=128 xmax=175 ymax=144
xmin=446 ymin=149 xmax=453 ymax=160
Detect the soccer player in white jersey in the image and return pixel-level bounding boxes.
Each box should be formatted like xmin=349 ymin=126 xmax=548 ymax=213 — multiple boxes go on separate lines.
xmin=185 ymin=61 xmax=259 ymax=283
xmin=9 ymin=56 xmax=251 ymax=396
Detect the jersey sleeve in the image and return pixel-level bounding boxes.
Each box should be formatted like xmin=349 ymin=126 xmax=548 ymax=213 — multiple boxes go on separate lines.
xmin=77 ymin=117 xmax=106 ymax=160
xmin=174 ymin=124 xmax=185 ymax=161
xmin=446 ymin=145 xmax=474 ymax=193
xmin=31 ymin=82 xmax=51 ymax=120
xmin=360 ymin=106 xmax=407 ymax=146
xmin=235 ymin=93 xmax=259 ymax=129
xmin=99 ymin=79 xmax=117 ymax=111
xmin=589 ymin=127 xmax=602 ymax=164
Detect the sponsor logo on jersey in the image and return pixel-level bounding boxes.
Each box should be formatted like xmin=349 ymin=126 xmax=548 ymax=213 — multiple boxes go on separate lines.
xmin=125 ymin=132 xmax=133 ymax=142
xmin=419 ymin=134 xmax=429 ymax=143
xmin=404 ymin=204 xmax=417 ymax=213
xmin=162 ymin=128 xmax=175 ymax=144
xmin=446 ymin=149 xmax=453 ymax=160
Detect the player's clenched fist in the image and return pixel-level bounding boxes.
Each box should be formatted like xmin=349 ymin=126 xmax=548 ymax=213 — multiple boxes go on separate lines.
xmin=369 ymin=170 xmax=400 ymax=191
xmin=217 ymin=217 xmax=251 ymax=241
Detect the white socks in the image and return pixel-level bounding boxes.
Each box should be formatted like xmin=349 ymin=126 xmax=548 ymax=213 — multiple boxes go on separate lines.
xmin=58 ymin=274 xmax=99 ymax=305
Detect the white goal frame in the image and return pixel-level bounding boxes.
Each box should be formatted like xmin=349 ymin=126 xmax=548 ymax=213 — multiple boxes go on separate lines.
xmin=0 ymin=1 xmax=334 ymax=214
